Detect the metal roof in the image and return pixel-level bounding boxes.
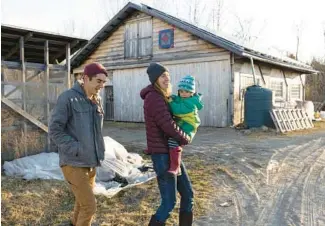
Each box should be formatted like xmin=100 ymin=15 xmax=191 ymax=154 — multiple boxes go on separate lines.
xmin=70 ymin=2 xmax=317 ymax=74
xmin=1 ymin=24 xmax=88 ymax=64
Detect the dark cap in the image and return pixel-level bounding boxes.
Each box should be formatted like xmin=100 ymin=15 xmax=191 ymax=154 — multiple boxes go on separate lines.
xmin=84 ymin=62 xmax=107 ymax=77
xmin=146 ymin=62 xmax=168 ymax=84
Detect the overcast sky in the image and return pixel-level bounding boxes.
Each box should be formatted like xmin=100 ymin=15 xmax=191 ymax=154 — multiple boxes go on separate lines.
xmin=2 ymin=0 xmax=325 ymax=63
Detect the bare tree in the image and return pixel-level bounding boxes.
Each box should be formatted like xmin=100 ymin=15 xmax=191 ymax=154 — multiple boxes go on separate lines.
xmin=232 ymin=14 xmax=267 ymax=46
xmin=100 ymin=0 xmax=128 ymax=20
xmin=185 ymin=0 xmax=207 ymax=26
xmin=58 ymin=19 xmax=88 ymax=38
xmin=294 ymin=21 xmax=304 ymax=60
xmin=209 ymin=0 xmax=224 ymax=31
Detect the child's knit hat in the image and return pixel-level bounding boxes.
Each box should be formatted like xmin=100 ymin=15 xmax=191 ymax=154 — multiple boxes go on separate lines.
xmin=178 ymin=75 xmax=195 ymax=93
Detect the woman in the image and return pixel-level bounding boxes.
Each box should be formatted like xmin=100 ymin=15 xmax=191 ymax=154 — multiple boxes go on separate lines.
xmin=140 ymin=62 xmax=194 ymax=226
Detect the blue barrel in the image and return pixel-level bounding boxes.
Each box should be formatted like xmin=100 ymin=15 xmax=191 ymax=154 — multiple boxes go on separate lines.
xmin=244 ymin=85 xmax=273 ymax=128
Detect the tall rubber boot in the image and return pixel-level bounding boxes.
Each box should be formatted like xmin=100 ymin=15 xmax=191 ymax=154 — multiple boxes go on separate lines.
xmin=179 ymin=211 xmax=193 ymax=226
xmin=167 ymin=147 xmax=182 ymax=175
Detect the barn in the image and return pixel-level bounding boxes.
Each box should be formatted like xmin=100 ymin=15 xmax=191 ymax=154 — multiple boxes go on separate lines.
xmin=1 ymin=24 xmax=87 ymax=161
xmin=71 ymin=2 xmax=317 ymax=127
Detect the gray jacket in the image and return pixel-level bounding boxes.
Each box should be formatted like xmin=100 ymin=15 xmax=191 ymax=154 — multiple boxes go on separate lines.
xmin=49 ymin=82 xmax=105 ymax=167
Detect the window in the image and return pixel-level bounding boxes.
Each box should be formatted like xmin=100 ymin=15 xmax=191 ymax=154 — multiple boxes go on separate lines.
xmin=124 ymin=19 xmax=152 ymax=58
xmin=270 ymin=81 xmax=284 ymax=98
xmin=240 ymin=75 xmax=260 ymax=90
xmin=239 ymin=75 xmax=261 ymax=100
xmin=291 ymin=84 xmax=301 ymax=99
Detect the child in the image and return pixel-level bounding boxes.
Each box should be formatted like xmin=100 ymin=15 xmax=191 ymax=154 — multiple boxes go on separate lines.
xmin=168 ymin=75 xmax=204 ymax=175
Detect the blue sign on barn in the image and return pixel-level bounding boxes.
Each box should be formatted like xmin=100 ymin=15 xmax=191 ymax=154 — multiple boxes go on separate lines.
xmin=159 ymin=29 xmax=174 ymax=49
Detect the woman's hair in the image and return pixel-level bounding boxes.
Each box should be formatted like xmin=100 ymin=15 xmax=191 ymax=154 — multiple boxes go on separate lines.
xmin=154 ymin=82 xmax=172 ymax=103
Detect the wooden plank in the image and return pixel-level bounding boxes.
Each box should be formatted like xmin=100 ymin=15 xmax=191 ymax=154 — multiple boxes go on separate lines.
xmin=20 ymin=36 xmax=28 ymax=155
xmin=1 ymin=124 xmax=44 ymax=132
xmin=3 ymin=81 xmax=44 ymax=86
xmin=3 ymin=99 xmax=46 ymax=104
xmin=45 ymin=40 xmax=51 ymax=150
xmin=1 ymin=97 xmax=48 ymax=132
xmin=4 ymin=70 xmax=43 ymax=97
xmin=73 ymin=51 xmax=230 ymax=74
xmin=4 ymin=32 xmax=33 ymax=60
xmin=29 ymin=37 xmax=69 ymax=45
xmin=44 ymin=41 xmax=50 ymax=124
xmin=2 ymin=60 xmax=66 ymax=71
xmin=24 ymin=44 xmax=62 ymax=51
xmin=51 ymin=40 xmax=77 ymax=63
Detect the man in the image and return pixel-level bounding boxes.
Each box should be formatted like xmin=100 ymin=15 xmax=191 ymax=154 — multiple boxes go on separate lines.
xmin=49 ymin=62 xmax=107 ymax=226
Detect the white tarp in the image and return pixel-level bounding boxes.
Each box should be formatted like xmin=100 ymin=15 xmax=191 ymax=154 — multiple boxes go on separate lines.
xmin=3 ymin=136 xmax=155 ymax=198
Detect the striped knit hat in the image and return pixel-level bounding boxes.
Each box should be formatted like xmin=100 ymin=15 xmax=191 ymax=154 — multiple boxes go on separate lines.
xmin=178 ymin=75 xmax=195 ymax=93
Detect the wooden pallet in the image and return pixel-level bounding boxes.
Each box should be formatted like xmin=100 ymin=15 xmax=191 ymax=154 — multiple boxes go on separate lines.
xmin=270 ymin=108 xmax=314 ymax=133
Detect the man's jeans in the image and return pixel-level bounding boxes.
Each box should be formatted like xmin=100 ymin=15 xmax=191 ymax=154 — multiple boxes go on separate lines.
xmin=151 ymin=153 xmax=194 ymax=223
xmin=61 ymin=166 xmax=96 ymax=226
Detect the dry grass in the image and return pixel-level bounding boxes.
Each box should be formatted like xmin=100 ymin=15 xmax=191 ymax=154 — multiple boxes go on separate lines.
xmin=283 ymin=120 xmax=325 ymax=136
xmin=245 ymin=120 xmax=325 ymax=138
xmin=1 ymin=105 xmax=47 ymax=162
xmin=1 ymin=156 xmax=219 ymax=226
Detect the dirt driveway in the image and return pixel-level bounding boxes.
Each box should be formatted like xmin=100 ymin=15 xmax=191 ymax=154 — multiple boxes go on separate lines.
xmin=103 ymin=122 xmax=325 ymax=226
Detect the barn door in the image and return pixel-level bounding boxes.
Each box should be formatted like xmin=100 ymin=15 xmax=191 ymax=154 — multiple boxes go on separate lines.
xmin=104 ymin=86 xmax=114 ymax=121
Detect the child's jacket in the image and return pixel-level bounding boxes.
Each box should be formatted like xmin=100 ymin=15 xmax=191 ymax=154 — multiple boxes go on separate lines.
xmin=168 ymin=93 xmax=204 ymax=139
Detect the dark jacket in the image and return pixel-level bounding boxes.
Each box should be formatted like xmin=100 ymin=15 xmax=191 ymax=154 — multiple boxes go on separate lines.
xmin=140 ymin=85 xmax=190 ymax=154
xmin=49 ymin=82 xmax=105 ymax=167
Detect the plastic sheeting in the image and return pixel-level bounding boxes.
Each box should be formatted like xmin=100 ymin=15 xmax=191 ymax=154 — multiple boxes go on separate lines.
xmin=3 ymin=136 xmax=155 ymax=198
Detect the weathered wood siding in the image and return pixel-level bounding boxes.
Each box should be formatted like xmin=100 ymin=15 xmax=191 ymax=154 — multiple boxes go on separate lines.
xmin=73 ymin=11 xmax=228 ymax=73
xmin=113 ymin=56 xmax=231 ymax=127
xmin=72 ymin=10 xmax=232 ymax=126
xmin=233 ymin=61 xmax=305 ymax=125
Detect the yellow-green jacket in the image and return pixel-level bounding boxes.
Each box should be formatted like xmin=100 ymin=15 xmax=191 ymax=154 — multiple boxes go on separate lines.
xmin=168 ymin=93 xmax=204 ymax=140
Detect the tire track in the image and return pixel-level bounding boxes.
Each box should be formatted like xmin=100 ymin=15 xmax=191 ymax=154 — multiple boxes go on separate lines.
xmin=256 ymin=138 xmax=325 ymax=226
xmin=300 ymin=147 xmax=325 ymax=226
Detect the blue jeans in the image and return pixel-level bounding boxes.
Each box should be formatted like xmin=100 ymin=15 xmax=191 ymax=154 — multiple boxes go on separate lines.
xmin=151 ymin=153 xmax=194 ymax=223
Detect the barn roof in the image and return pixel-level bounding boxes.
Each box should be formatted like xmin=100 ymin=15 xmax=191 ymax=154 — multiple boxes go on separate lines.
xmin=70 ymin=2 xmax=317 ymax=74
xmin=1 ymin=24 xmax=88 ymax=64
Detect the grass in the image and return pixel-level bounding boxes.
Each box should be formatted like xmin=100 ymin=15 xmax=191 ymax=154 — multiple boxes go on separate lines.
xmin=245 ymin=120 xmax=325 ymax=138
xmin=1 ymin=156 xmax=220 ymax=226
xmin=283 ymin=119 xmax=325 ymax=136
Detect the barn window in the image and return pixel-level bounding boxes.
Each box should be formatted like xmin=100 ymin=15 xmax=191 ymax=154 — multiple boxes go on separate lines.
xmin=270 ymin=80 xmax=284 ymax=98
xmin=240 ymin=74 xmax=260 ymax=90
xmin=124 ymin=19 xmax=152 ymax=58
xmin=291 ymin=84 xmax=301 ymax=99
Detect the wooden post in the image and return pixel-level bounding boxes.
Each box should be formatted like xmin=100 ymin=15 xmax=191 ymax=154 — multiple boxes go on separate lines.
xmin=44 ymin=40 xmax=50 ymax=151
xmin=20 ymin=36 xmax=28 ymax=156
xmin=249 ymin=57 xmax=257 ymax=85
xmin=281 ymin=70 xmax=289 ymax=101
xmin=66 ymin=43 xmax=71 ymax=88
xmin=300 ymin=74 xmax=305 ymax=101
